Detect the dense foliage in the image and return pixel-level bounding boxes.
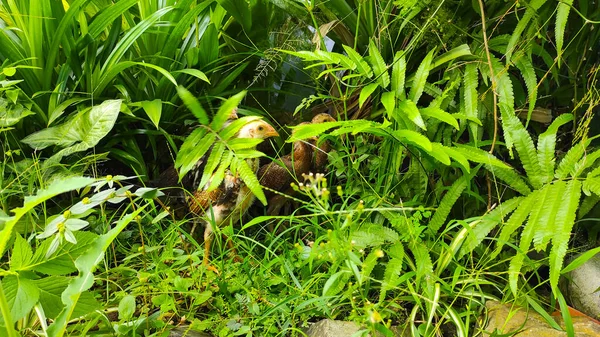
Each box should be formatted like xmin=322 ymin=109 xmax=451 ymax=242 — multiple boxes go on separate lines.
xmin=1 ymin=0 xmax=599 ymax=336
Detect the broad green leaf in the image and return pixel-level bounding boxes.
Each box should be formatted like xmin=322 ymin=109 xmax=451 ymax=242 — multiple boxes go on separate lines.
xmin=29 ymin=232 xmax=98 ymax=275
xmin=359 ymin=83 xmax=379 ymax=108
xmin=0 ymin=177 xmax=95 ymax=258
xmin=429 ymin=143 xmax=451 ymax=165
xmin=0 ymin=98 xmax=35 ymax=127
xmin=177 ymin=86 xmax=209 ymax=125
xmin=396 ymin=100 xmax=426 ymax=130
xmin=141 ymin=99 xmax=162 ymax=129
xmin=393 ymin=130 xmax=432 ymax=152
xmin=48 ymin=98 xmax=88 ymax=126
xmin=35 ymin=276 xmax=99 ymax=320
xmin=9 ymin=234 xmax=32 ymax=271
xmin=0 ymin=275 xmax=39 ymax=324
xmin=118 ymin=295 xmax=136 ymax=320
xmin=343 ymin=45 xmax=373 ymax=78
xmin=46 ymin=208 xmax=145 ymax=337
xmin=218 ymin=0 xmax=252 ymax=31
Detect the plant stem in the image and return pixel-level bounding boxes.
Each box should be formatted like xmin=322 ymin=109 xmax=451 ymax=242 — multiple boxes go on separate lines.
xmin=0 ymin=281 xmax=18 ymax=337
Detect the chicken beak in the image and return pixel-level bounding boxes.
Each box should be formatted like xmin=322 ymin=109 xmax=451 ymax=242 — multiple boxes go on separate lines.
xmin=264 ymin=125 xmax=279 ymax=138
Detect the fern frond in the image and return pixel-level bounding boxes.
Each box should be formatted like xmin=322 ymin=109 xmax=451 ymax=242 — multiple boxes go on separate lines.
xmin=506 ymin=113 xmax=544 ymax=188
xmin=379 ymin=255 xmax=405 ymax=303
xmin=583 ymin=177 xmax=600 ymax=196
xmin=359 ymin=83 xmax=379 ymax=108
xmin=537 ymin=114 xmax=574 ymax=183
xmin=429 ymin=176 xmax=468 ymax=233
xmin=549 ymin=180 xmax=582 ymax=293
xmin=236 ymin=157 xmax=266 ymax=205
xmin=509 ymin=184 xmax=550 ymax=294
xmin=532 ymin=181 xmax=565 ymax=252
xmin=458 ymin=197 xmax=522 ymax=258
xmin=396 ymin=99 xmax=426 ymax=130
xmin=514 ymin=52 xmax=538 ymax=124
xmin=573 ymin=148 xmax=600 ymax=178
xmin=555 ymin=0 xmax=574 ymax=66
xmin=505 ymin=0 xmax=548 ymax=62
xmin=368 ymin=40 xmax=390 ymax=88
xmin=343 ymin=45 xmax=373 ymax=78
xmin=441 ymin=146 xmax=470 ymax=173
xmin=391 ymin=51 xmax=406 ymax=100
xmin=199 ymin=142 xmax=225 ymax=188
xmin=176 ymin=130 xmax=214 ymax=179
xmin=420 ymin=107 xmax=459 ymax=130
xmin=491 ymin=192 xmax=538 ymax=259
xmin=485 ymin=164 xmax=532 ymax=195
xmin=463 ymin=63 xmax=479 ymax=143
xmin=361 ymin=248 xmax=381 ymax=285
xmin=555 ymin=141 xmax=586 ymax=179
xmin=579 ymin=195 xmax=600 ymax=218
xmin=207 ymin=151 xmax=233 ymax=191
xmin=454 ymin=144 xmax=512 ymax=170
xmin=409 ymin=49 xmax=435 ymax=103
xmin=410 ymin=242 xmax=434 ymax=294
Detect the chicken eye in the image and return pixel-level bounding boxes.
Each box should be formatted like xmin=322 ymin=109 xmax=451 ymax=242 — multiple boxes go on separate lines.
xmin=258 ymin=126 xmax=264 ymax=131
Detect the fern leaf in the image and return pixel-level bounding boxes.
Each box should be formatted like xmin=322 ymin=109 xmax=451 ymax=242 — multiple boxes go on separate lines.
xmin=212 ymin=91 xmax=246 ymax=130
xmin=391 ymin=51 xmax=406 ymax=100
xmin=323 ymin=270 xmax=351 ymax=297
xmin=177 ymin=86 xmax=209 ymax=125
xmin=429 ymin=143 xmax=451 ymax=166
xmin=343 ymin=45 xmax=373 ymax=78
xmin=514 ymin=52 xmax=538 ymax=124
xmin=420 ymin=107 xmax=459 ymax=130
xmin=379 ymin=253 xmax=405 ymax=303
xmin=396 ymin=99 xmax=426 ymax=130
xmin=207 ymin=151 xmax=233 ymax=191
xmin=381 ymin=91 xmax=395 ymax=117
xmin=485 ymin=164 xmax=532 ymax=195
xmin=431 ymin=44 xmax=471 ymax=69
xmin=359 ymin=83 xmax=379 ymax=108
xmin=410 ymin=242 xmax=434 ymax=294
xmin=368 ymin=40 xmax=390 ymax=88
xmin=583 ymin=177 xmax=600 ymax=196
xmin=537 ymin=114 xmax=574 ymax=183
xmin=361 ymin=248 xmax=381 ymax=285
xmin=441 ymin=146 xmax=470 ymax=173
xmin=429 ymin=176 xmax=468 ymax=233
xmin=509 ymin=115 xmax=544 ymax=188
xmin=409 ymin=49 xmax=435 ymax=103
xmin=509 ymin=184 xmax=550 ymax=294
xmin=491 ymin=192 xmax=537 ymax=259
xmin=177 ymin=132 xmax=215 ymax=179
xmin=573 ymin=148 xmax=600 ymax=178
xmin=236 ymin=157 xmax=267 ymax=205
xmin=579 ymin=195 xmax=600 ymax=218
xmin=588 ymin=166 xmax=600 ymax=179
xmin=505 ymin=0 xmax=548 ymax=63
xmin=219 ymin=116 xmax=262 ymax=141
xmin=458 ymin=197 xmax=522 ymax=258
xmin=555 ymin=141 xmax=586 ymax=179
xmin=555 ymin=0 xmax=574 ymax=66
xmin=199 ymin=141 xmax=225 ymax=188
xmin=454 ymin=144 xmax=512 ymax=170
xmin=463 ymin=63 xmax=479 ymax=142
xmin=549 ymin=180 xmax=582 ymax=293
xmin=532 ymin=181 xmax=565 ymax=251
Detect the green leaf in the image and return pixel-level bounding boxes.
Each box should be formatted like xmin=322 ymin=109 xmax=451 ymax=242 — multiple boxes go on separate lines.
xmin=538 ymin=113 xmax=573 ymax=183
xmin=454 ymin=145 xmax=512 ymax=169
xmin=431 ymin=44 xmax=471 ymax=69
xmin=48 ymin=98 xmax=88 ymax=126
xmin=218 ymin=0 xmax=252 ymax=31
xmin=549 ymin=180 xmax=582 ymax=293
xmin=392 ymin=130 xmax=432 ymax=152
xmin=396 ymin=100 xmax=426 ymax=130
xmin=555 ymin=0 xmax=574 ymax=66
xmin=236 ymin=157 xmax=266 ymax=205
xmin=491 ymin=192 xmax=537 ymax=259
xmin=343 ymin=45 xmax=373 ymax=78
xmin=514 ymin=52 xmax=538 ymax=124
xmin=420 ymin=107 xmax=459 ymax=130
xmin=46 ymin=208 xmax=145 ymax=337
xmin=177 ymin=86 xmax=208 ymax=125
xmin=367 ymin=40 xmax=390 ymax=88
xmin=485 ymin=164 xmax=532 ymax=196
xmin=409 ymin=49 xmax=435 ymax=103
xmin=555 ymin=141 xmax=586 ymax=179
xmin=359 ymin=83 xmax=379 ymax=108
xmin=0 ymin=99 xmax=35 ymax=127
xmin=463 ymin=63 xmax=479 ymax=141
xmin=0 ymin=275 xmax=39 ymax=324
xmin=141 ymin=99 xmax=162 ymax=129
xmin=391 ymin=51 xmax=406 ymax=100
xmin=380 ymin=91 xmax=395 ymax=117
xmin=177 ymin=132 xmax=216 ymax=180
xmin=199 ymin=142 xmax=226 ymax=189
xmin=10 ymin=234 xmax=33 ymax=271
xmin=505 ymin=0 xmax=548 ymax=62
xmin=429 ymin=176 xmax=468 ymax=233
xmin=212 ymin=91 xmax=246 ymax=130
xmin=562 ymin=246 xmax=600 ymax=275
xmin=118 ymin=295 xmax=136 ymax=320
xmin=323 ymin=270 xmax=350 ymax=297
xmin=173 ymin=69 xmax=210 ymax=84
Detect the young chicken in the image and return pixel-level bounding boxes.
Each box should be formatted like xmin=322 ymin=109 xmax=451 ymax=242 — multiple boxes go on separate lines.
xmin=186 ymin=119 xmax=278 ymax=268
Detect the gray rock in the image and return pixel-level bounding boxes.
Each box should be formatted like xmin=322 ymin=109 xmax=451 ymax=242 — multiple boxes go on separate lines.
xmin=305 ymin=319 xmax=407 ymax=337
xmin=484 ymin=300 xmax=600 ymax=336
xmin=567 ymin=253 xmax=600 ymax=319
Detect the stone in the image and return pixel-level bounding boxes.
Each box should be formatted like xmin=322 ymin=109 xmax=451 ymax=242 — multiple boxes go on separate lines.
xmin=305 ymin=319 xmax=408 ymax=337
xmin=567 ymin=253 xmax=600 ymax=319
xmin=483 ymin=300 xmax=600 ymax=337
